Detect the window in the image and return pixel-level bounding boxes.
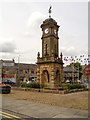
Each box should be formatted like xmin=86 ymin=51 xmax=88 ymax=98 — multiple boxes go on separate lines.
xmin=46 ymin=44 xmax=47 ymax=55
xmin=20 ymin=70 xmax=23 ymax=74
xmin=25 ymin=69 xmax=29 ymax=74
xmin=54 ymin=44 xmax=56 ymax=56
xmin=65 ymin=73 xmax=67 ymax=77
xmin=74 ymin=73 xmax=76 ymax=77
xmin=6 ymin=69 xmax=9 ymax=74
xmin=68 ymin=73 xmax=71 ymax=77
xmin=31 ymin=70 xmax=34 ymax=74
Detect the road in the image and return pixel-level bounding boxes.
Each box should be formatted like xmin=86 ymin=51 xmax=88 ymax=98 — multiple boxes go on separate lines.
xmin=0 ymin=109 xmax=31 ymax=120
xmin=0 ymin=95 xmax=36 ymax=120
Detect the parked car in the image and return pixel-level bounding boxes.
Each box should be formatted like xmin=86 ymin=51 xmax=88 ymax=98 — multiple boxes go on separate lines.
xmin=2 ymin=80 xmax=16 ymax=86
xmin=0 ymin=82 xmax=11 ymax=94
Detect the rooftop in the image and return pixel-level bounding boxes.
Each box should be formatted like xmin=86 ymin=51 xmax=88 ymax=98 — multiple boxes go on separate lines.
xmin=0 ymin=59 xmax=15 ymax=63
xmin=63 ymin=67 xmax=78 ymax=72
xmin=41 ymin=17 xmax=59 ymax=28
xmin=43 ymin=17 xmax=57 ymax=24
xmin=15 ymin=63 xmax=37 ymax=70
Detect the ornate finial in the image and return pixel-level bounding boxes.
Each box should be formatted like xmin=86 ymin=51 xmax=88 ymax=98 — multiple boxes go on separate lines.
xmin=49 ymin=6 xmax=52 ymax=18
xmin=37 ymin=52 xmax=40 ymax=58
xmin=60 ymin=52 xmax=63 ymax=60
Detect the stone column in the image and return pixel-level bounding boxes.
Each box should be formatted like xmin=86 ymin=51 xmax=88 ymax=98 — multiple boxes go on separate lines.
xmin=60 ymin=64 xmax=64 ymax=83
xmin=50 ymin=66 xmax=55 ymax=87
xmin=37 ymin=65 xmax=40 ymax=83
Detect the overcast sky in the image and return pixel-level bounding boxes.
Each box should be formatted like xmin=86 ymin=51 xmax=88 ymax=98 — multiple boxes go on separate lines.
xmin=0 ymin=0 xmax=88 ymax=65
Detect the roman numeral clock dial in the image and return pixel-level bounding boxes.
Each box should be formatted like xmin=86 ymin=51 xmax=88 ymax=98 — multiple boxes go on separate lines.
xmin=54 ymin=29 xmax=57 ymax=34
xmin=44 ymin=28 xmax=49 ymax=34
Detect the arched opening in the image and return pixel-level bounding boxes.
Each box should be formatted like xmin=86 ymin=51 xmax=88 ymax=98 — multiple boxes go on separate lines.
xmin=42 ymin=70 xmax=49 ymax=86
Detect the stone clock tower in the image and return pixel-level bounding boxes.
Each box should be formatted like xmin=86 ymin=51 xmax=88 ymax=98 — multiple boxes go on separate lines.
xmin=37 ymin=7 xmax=64 ymax=87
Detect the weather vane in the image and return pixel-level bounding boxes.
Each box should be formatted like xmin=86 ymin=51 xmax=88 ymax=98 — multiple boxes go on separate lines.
xmin=49 ymin=6 xmax=52 ymax=18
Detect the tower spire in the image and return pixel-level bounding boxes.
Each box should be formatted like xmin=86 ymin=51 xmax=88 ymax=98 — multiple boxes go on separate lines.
xmin=49 ymin=6 xmax=52 ymax=18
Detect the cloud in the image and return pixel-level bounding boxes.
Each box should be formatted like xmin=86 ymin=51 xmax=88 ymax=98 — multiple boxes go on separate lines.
xmin=24 ymin=11 xmax=46 ymax=46
xmin=27 ymin=11 xmax=46 ymax=29
xmin=0 ymin=16 xmax=2 ymax=23
xmin=25 ymin=11 xmax=46 ymax=37
xmin=61 ymin=46 xmax=79 ymax=56
xmin=24 ymin=31 xmax=30 ymax=36
xmin=0 ymin=41 xmax=16 ymax=53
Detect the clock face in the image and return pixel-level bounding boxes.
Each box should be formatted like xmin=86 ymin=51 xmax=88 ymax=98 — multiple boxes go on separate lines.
xmin=54 ymin=29 xmax=57 ymax=34
xmin=44 ymin=28 xmax=49 ymax=34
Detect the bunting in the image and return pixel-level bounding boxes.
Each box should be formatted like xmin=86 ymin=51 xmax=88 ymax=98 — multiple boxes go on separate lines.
xmin=63 ymin=55 xmax=89 ymax=64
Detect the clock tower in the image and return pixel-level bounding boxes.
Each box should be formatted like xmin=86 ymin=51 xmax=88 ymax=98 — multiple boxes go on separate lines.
xmin=41 ymin=17 xmax=59 ymax=58
xmin=37 ymin=7 xmax=64 ymax=87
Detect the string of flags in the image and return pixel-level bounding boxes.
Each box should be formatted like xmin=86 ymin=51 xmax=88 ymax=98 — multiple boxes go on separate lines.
xmin=63 ymin=55 xmax=90 ymax=64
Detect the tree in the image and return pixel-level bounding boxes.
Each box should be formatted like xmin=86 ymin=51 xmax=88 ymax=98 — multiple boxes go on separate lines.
xmin=67 ymin=62 xmax=82 ymax=79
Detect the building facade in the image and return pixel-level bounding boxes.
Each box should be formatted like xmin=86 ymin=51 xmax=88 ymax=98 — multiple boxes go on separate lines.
xmin=15 ymin=63 xmax=37 ymax=84
xmin=0 ymin=59 xmax=81 ymax=85
xmin=0 ymin=59 xmax=17 ymax=83
xmin=37 ymin=13 xmax=64 ymax=87
xmin=63 ymin=66 xmax=78 ymax=83
xmin=82 ymin=64 xmax=90 ymax=82
xmin=0 ymin=59 xmax=37 ymax=85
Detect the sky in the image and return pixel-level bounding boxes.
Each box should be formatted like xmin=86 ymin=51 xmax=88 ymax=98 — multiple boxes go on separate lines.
xmin=0 ymin=0 xmax=88 ymax=65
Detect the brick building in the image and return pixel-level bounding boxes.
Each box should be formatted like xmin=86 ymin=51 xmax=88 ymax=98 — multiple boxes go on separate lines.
xmin=0 ymin=59 xmax=37 ymax=85
xmin=0 ymin=59 xmax=17 ymax=83
xmin=0 ymin=59 xmax=80 ymax=86
xmin=15 ymin=63 xmax=37 ymax=84
xmin=82 ymin=64 xmax=90 ymax=82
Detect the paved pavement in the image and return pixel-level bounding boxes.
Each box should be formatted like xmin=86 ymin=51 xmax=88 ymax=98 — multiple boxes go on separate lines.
xmin=1 ymin=95 xmax=88 ymax=119
xmin=0 ymin=95 xmax=2 ymax=120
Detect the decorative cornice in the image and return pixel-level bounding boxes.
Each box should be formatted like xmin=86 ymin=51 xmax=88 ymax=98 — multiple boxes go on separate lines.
xmin=41 ymin=35 xmax=59 ymax=39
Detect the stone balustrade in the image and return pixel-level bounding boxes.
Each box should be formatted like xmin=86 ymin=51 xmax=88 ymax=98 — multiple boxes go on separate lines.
xmin=37 ymin=56 xmax=63 ymax=64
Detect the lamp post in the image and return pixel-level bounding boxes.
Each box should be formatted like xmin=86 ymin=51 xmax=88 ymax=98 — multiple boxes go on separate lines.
xmin=78 ymin=63 xmax=79 ymax=81
xmin=17 ymin=55 xmax=20 ymax=87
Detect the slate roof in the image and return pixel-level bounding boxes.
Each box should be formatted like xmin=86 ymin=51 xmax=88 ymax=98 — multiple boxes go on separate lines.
xmin=15 ymin=63 xmax=37 ymax=70
xmin=41 ymin=17 xmax=60 ymax=28
xmin=43 ymin=18 xmax=57 ymax=24
xmin=0 ymin=59 xmax=37 ymax=70
xmin=63 ymin=67 xmax=78 ymax=72
xmin=3 ymin=66 xmax=18 ymax=69
xmin=0 ymin=59 xmax=14 ymax=63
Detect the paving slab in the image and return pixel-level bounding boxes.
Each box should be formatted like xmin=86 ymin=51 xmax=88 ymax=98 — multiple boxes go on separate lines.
xmin=2 ymin=96 xmax=88 ymax=118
